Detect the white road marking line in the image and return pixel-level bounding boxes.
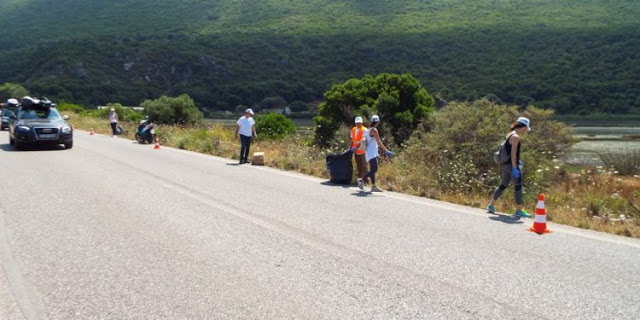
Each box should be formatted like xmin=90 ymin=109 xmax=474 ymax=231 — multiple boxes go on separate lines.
xmin=0 ymin=205 xmax=43 ymax=320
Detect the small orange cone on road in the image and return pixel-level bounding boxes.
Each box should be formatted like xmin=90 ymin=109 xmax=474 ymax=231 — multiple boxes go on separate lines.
xmin=89 ymin=128 xmax=94 ymax=135
xmin=153 ymin=137 xmax=160 ymax=149
xmin=529 ymin=194 xmax=551 ymax=234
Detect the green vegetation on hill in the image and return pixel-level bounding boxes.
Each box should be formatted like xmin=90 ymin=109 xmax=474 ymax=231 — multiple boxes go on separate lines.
xmin=0 ymin=0 xmax=638 ymax=114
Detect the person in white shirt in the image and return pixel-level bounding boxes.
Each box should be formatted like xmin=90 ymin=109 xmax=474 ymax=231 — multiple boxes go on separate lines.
xmin=361 ymin=115 xmax=394 ymax=192
xmin=108 ymin=108 xmax=119 ymax=137
xmin=234 ymin=108 xmax=257 ymax=164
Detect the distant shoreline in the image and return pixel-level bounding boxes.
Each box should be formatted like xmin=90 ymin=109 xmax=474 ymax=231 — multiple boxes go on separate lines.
xmin=554 ymin=114 xmax=640 ymax=127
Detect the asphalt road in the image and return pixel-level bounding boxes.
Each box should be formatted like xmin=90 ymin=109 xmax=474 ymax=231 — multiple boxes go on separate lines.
xmin=1 ymin=130 xmax=639 ymax=319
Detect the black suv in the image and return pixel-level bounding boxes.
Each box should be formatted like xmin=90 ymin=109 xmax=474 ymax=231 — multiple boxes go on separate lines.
xmin=8 ymin=97 xmax=73 ymax=150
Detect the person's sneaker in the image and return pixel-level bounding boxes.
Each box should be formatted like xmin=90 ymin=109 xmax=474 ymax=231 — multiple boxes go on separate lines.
xmin=356 ymin=178 xmax=364 ymax=190
xmin=487 ymin=204 xmax=496 ymax=214
xmin=371 ymin=186 xmax=383 ymax=192
xmin=514 ymin=209 xmax=532 ymax=218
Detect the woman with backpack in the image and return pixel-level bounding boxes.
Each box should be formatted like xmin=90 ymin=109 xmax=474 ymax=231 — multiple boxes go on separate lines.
xmin=487 ymin=117 xmax=532 ymax=218
xmin=359 ymin=115 xmax=393 ymax=192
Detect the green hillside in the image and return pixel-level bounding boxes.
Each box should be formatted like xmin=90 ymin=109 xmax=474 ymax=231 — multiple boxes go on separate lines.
xmin=0 ymin=0 xmax=638 ymax=113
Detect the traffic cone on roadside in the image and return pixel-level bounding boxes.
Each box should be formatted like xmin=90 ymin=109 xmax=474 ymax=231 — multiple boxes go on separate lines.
xmin=89 ymin=128 xmax=94 ymax=135
xmin=153 ymin=137 xmax=160 ymax=149
xmin=529 ymin=194 xmax=551 ymax=234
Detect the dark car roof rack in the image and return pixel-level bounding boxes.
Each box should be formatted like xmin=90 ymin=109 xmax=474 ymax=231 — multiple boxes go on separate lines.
xmin=21 ymin=96 xmax=56 ymax=111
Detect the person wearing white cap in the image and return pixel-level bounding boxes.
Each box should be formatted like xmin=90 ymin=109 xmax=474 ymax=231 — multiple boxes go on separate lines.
xmin=359 ymin=115 xmax=393 ymax=192
xmin=487 ymin=116 xmax=532 ymax=217
xmin=108 ymin=108 xmax=119 ymax=137
xmin=349 ymin=116 xmax=368 ymax=184
xmin=235 ymin=108 xmax=257 ymax=164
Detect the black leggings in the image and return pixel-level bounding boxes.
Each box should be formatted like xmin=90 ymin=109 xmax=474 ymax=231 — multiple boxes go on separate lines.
xmin=363 ymin=157 xmax=378 ymax=185
xmin=110 ymin=122 xmax=118 ymax=135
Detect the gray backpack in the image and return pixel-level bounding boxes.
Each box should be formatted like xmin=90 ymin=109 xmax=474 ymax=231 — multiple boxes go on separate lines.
xmin=493 ymin=134 xmax=514 ymax=164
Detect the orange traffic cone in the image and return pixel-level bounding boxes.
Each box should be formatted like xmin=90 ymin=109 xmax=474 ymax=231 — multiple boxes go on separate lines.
xmin=89 ymin=128 xmax=94 ymax=135
xmin=153 ymin=137 xmax=160 ymax=149
xmin=529 ymin=194 xmax=551 ymax=234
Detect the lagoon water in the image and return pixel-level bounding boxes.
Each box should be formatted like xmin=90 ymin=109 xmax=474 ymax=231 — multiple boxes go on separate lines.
xmin=567 ymin=127 xmax=640 ymax=166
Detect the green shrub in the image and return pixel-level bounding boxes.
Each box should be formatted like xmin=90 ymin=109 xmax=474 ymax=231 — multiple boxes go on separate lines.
xmin=89 ymin=103 xmax=143 ymax=123
xmin=599 ymin=149 xmax=640 ymax=175
xmin=57 ymin=102 xmax=85 ymax=113
xmin=142 ymin=94 xmax=203 ymax=125
xmin=255 ymin=113 xmax=296 ymax=140
xmin=402 ymin=99 xmax=575 ymax=193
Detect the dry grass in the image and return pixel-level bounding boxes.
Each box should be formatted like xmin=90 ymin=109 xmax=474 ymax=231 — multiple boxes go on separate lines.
xmin=67 ymin=113 xmax=640 ymax=238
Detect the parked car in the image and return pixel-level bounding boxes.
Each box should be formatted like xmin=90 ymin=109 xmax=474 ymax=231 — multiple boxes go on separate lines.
xmin=1 ymin=108 xmax=14 ymax=130
xmin=1 ymin=98 xmax=19 ymax=130
xmin=8 ymin=97 xmax=73 ymax=150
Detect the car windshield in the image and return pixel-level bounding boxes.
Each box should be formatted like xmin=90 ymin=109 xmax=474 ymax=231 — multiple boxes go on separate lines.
xmin=18 ymin=108 xmax=61 ymax=120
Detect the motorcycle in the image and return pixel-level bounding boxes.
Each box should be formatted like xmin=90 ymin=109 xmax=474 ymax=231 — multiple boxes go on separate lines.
xmin=135 ymin=119 xmax=155 ymax=144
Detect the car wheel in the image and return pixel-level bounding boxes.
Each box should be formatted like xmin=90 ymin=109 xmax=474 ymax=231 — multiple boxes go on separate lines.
xmin=14 ymin=137 xmax=23 ymax=150
xmin=64 ymin=142 xmax=73 ymax=149
xmin=9 ymin=135 xmax=14 ymax=145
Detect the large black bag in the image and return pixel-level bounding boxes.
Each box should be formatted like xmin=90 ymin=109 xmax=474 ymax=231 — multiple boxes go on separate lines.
xmin=326 ymin=151 xmax=353 ymax=184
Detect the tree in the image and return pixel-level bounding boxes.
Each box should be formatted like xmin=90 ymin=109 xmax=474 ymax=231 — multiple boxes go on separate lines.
xmin=0 ymin=83 xmax=30 ymax=101
xmin=256 ymin=96 xmax=288 ymax=112
xmin=314 ymin=73 xmax=435 ymax=146
xmin=288 ymin=100 xmax=310 ymax=112
xmin=142 ymin=94 xmax=203 ymax=125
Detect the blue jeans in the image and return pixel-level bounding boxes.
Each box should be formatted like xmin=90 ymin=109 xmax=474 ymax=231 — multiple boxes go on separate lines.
xmin=239 ymin=135 xmax=252 ymax=163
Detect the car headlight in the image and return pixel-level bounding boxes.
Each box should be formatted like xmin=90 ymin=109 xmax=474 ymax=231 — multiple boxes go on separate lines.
xmin=62 ymin=126 xmax=72 ymax=133
xmin=18 ymin=126 xmax=31 ymax=132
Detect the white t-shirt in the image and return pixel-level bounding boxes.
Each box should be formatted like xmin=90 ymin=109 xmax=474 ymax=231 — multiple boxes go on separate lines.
xmin=109 ymin=113 xmax=118 ymax=123
xmin=237 ymin=116 xmax=255 ymax=137
xmin=365 ymin=128 xmax=379 ymax=162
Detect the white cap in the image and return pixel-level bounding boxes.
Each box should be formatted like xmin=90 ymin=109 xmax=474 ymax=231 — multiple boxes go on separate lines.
xmin=245 ymin=108 xmax=254 ymax=115
xmin=516 ymin=117 xmax=531 ymax=131
xmin=370 ymin=115 xmax=380 ymax=122
xmin=354 ymin=116 xmax=363 ymax=124
xmin=7 ymin=98 xmax=18 ymax=105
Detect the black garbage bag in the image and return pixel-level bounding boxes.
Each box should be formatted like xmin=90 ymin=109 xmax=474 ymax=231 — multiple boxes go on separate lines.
xmin=326 ymin=151 xmax=353 ymax=184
